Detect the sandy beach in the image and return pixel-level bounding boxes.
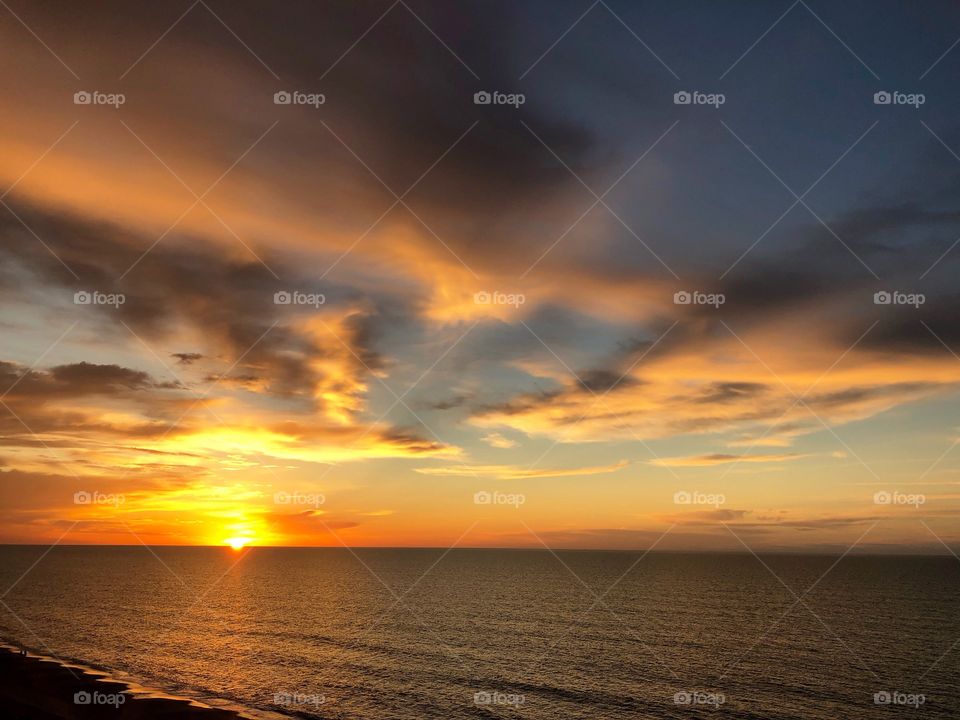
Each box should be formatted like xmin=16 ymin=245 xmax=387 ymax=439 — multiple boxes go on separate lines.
xmin=0 ymin=646 xmax=258 ymax=720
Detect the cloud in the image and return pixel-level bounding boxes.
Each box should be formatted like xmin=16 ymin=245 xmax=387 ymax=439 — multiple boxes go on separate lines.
xmin=0 ymin=0 xmax=595 ymax=291
xmin=468 ymin=314 xmax=955 ymax=445
xmin=0 ymin=360 xmax=178 ymax=398
xmin=161 ymin=422 xmax=455 ymax=466
xmin=694 ymin=382 xmax=768 ymax=404
xmin=0 ymin=359 xmax=194 ymax=455
xmin=481 ymin=432 xmax=517 ymax=449
xmin=414 ymin=459 xmax=628 ymax=480
xmin=660 ymin=509 xmax=751 ymax=523
xmin=261 ymin=509 xmax=361 ymax=543
xmin=0 ymin=344 xmax=455 ymax=488
xmin=172 ymin=352 xmax=203 ymax=365
xmin=3 ymin=0 xmax=960 ymax=550
xmin=423 ymin=394 xmax=473 ymax=411
xmin=862 ymin=293 xmax=960 ymax=354
xmin=666 ymin=508 xmax=884 ymax=531
xmin=0 ymin=199 xmax=425 ymax=428
xmin=650 ymin=452 xmax=805 ymax=467
xmin=575 ymin=369 xmax=643 ymax=394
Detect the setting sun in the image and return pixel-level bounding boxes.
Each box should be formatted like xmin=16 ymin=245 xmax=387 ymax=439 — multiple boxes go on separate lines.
xmin=224 ymin=538 xmax=252 ymax=551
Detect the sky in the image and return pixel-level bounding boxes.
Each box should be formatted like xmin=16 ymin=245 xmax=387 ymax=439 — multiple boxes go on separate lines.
xmin=1 ymin=0 xmax=960 ymax=552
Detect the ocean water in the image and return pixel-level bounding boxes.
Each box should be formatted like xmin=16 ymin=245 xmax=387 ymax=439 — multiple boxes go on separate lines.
xmin=0 ymin=546 xmax=957 ymax=718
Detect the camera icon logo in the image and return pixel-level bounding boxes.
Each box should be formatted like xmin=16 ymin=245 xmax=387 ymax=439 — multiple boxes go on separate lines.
xmin=873 ymin=290 xmax=891 ymax=305
xmin=873 ymin=91 xmax=891 ymax=105
xmin=673 ymin=290 xmax=691 ymax=305
xmin=74 ymin=290 xmax=92 ymax=305
xmin=73 ymin=91 xmax=92 ymax=105
xmin=274 ymin=291 xmax=292 ymax=305
xmin=74 ymin=490 xmax=92 ymax=504
xmin=474 ymin=491 xmax=492 ymax=505
xmin=673 ymin=91 xmax=691 ymax=105
xmin=874 ymin=691 xmax=892 ymax=705
xmin=873 ymin=491 xmax=892 ymax=505
xmin=473 ymin=291 xmax=491 ymax=305
xmin=74 ymin=691 xmax=92 ymax=705
xmin=474 ymin=691 xmax=492 ymax=705
xmin=274 ymin=91 xmax=292 ymax=105
xmin=673 ymin=490 xmax=692 ymax=505
xmin=474 ymin=91 xmax=492 ymax=105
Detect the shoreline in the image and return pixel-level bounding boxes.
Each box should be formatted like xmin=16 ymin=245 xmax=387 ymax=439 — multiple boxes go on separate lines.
xmin=0 ymin=644 xmax=281 ymax=720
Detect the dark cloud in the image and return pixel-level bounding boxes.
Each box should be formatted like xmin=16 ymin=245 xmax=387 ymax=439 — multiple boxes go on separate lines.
xmin=0 ymin=0 xmax=594 ymax=272
xmin=422 ymin=393 xmax=473 ymax=411
xmin=51 ymin=362 xmax=180 ymax=391
xmin=575 ymin=369 xmax=642 ymax=394
xmin=827 ymin=202 xmax=960 ymax=256
xmin=474 ymin=387 xmax=565 ymax=418
xmin=695 ymin=382 xmax=768 ymax=404
xmin=0 ymin=360 xmax=177 ymax=398
xmin=805 ymin=383 xmax=938 ymax=411
xmin=172 ymin=352 xmax=203 ymax=365
xmin=0 ymin=203 xmax=384 ymax=409
xmin=715 ymin=266 xmax=837 ymax=314
xmin=377 ymin=426 xmax=450 ymax=455
xmin=861 ymin=294 xmax=960 ymax=354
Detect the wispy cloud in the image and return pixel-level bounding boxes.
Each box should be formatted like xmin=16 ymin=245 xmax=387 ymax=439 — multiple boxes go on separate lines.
xmin=414 ymin=459 xmax=629 ymax=480
xmin=650 ymin=452 xmax=805 ymax=467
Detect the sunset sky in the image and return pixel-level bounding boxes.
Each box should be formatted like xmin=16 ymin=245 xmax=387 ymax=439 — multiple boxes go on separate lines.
xmin=2 ymin=0 xmax=960 ymax=552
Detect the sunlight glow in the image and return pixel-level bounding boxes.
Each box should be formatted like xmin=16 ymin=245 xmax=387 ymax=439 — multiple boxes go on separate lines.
xmin=224 ymin=537 xmax=252 ymax=551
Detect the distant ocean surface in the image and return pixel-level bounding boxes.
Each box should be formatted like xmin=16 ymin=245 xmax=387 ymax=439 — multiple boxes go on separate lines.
xmin=0 ymin=547 xmax=958 ymax=718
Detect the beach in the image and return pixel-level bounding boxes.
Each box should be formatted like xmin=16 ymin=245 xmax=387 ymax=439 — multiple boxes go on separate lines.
xmin=0 ymin=645 xmax=261 ymax=720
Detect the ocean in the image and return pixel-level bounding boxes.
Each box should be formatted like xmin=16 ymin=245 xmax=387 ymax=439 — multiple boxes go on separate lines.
xmin=0 ymin=546 xmax=957 ymax=718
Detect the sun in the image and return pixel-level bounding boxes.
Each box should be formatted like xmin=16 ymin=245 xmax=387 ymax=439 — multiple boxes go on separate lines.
xmin=224 ymin=537 xmax=252 ymax=551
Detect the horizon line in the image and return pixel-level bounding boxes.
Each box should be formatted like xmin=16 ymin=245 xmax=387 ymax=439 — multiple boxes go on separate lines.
xmin=0 ymin=542 xmax=956 ymax=557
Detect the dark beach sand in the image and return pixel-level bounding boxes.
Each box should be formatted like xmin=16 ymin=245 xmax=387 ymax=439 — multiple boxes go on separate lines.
xmin=0 ymin=646 xmax=261 ymax=720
